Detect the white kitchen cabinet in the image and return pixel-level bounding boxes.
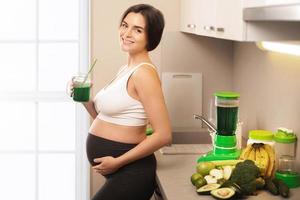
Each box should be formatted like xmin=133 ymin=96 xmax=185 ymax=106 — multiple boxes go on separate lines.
xmin=180 ymin=0 xmax=245 ymax=41
xmin=214 ymin=0 xmax=244 ymax=40
xmin=180 ymin=0 xmax=300 ymax=41
xmin=196 ymin=0 xmax=216 ymax=38
xmin=180 ymin=0 xmax=199 ymax=34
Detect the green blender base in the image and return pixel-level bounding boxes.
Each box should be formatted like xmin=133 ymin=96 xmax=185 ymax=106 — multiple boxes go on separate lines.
xmin=197 ymin=135 xmax=241 ymax=163
xmin=197 ymin=149 xmax=241 ymax=162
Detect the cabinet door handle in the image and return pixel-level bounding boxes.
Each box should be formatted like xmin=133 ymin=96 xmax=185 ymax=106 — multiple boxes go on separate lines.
xmin=203 ymin=26 xmax=215 ymax=31
xmin=187 ymin=24 xmax=196 ymax=29
xmin=216 ymin=27 xmax=225 ymax=32
xmin=172 ymin=74 xmax=192 ymax=78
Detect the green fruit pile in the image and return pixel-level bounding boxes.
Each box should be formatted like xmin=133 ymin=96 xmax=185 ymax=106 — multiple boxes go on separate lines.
xmin=196 ymin=161 xmax=216 ymax=176
xmin=191 ymin=173 xmax=207 ymax=188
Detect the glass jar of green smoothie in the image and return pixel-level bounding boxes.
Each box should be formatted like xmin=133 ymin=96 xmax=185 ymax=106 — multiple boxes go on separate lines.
xmin=72 ymin=74 xmax=91 ymax=102
xmin=214 ymin=91 xmax=240 ymax=136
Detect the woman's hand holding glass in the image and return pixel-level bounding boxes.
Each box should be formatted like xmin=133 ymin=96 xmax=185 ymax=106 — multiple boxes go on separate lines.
xmin=66 ymin=77 xmax=93 ymax=102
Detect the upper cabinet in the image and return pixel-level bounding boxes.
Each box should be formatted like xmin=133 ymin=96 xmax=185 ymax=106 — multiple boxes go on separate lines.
xmin=196 ymin=0 xmax=216 ymax=38
xmin=180 ymin=0 xmax=300 ymax=41
xmin=181 ymin=0 xmax=244 ymax=41
xmin=214 ymin=0 xmax=244 ymax=40
xmin=180 ymin=0 xmax=199 ymax=34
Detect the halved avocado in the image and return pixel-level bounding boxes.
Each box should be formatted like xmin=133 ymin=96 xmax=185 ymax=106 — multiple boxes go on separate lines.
xmin=230 ymin=182 xmax=243 ymax=197
xmin=197 ymin=183 xmax=221 ymax=195
xmin=221 ymin=181 xmax=243 ymax=197
xmin=217 ymin=178 xmax=227 ymax=186
xmin=210 ymin=187 xmax=235 ymax=199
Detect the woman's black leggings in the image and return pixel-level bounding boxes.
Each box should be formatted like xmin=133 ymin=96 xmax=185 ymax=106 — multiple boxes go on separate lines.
xmin=86 ymin=133 xmax=157 ymax=200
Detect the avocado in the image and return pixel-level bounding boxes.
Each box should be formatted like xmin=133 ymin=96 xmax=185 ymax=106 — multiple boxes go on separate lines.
xmin=230 ymin=182 xmax=243 ymax=197
xmin=223 ymin=165 xmax=233 ymax=180
xmin=197 ymin=183 xmax=221 ymax=195
xmin=211 ymin=187 xmax=235 ymax=199
xmin=265 ymin=178 xmax=279 ymax=195
xmin=221 ymin=180 xmax=243 ymax=197
xmin=272 ymin=178 xmax=289 ymax=198
xmin=217 ymin=178 xmax=227 ymax=186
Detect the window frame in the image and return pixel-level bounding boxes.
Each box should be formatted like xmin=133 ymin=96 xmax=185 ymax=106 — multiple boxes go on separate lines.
xmin=0 ymin=0 xmax=91 ymax=199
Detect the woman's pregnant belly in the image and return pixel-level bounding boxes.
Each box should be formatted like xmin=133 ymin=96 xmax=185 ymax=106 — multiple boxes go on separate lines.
xmin=86 ymin=133 xmax=138 ymax=166
xmin=89 ymin=118 xmax=147 ymax=144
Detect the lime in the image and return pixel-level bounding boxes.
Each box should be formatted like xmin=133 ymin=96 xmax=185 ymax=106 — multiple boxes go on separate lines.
xmin=196 ymin=162 xmax=216 ymax=176
xmin=195 ymin=178 xmax=207 ymax=188
xmin=191 ymin=173 xmax=203 ymax=185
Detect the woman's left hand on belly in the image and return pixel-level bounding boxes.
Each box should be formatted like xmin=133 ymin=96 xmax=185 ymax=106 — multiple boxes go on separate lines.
xmin=92 ymin=156 xmax=122 ymax=175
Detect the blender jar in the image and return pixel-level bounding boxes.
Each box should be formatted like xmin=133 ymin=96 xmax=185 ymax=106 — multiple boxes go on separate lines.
xmin=213 ymin=91 xmax=240 ymax=155
xmin=214 ymin=91 xmax=240 ymax=136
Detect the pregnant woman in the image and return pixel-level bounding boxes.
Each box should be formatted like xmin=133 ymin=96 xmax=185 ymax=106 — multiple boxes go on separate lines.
xmin=68 ymin=4 xmax=171 ymax=200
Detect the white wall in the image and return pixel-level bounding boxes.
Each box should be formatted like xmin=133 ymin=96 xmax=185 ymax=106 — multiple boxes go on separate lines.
xmin=233 ymin=42 xmax=300 ymax=171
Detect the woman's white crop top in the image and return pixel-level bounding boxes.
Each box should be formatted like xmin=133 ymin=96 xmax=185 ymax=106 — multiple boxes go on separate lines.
xmin=93 ymin=62 xmax=156 ymax=126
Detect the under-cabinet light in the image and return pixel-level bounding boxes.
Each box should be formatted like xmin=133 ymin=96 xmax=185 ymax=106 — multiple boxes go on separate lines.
xmin=256 ymin=41 xmax=300 ymax=56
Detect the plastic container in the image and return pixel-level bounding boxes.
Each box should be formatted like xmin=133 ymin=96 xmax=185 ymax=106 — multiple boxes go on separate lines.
xmin=278 ymin=155 xmax=296 ymax=172
xmin=274 ymin=127 xmax=297 ymax=161
xmin=275 ymin=155 xmax=300 ymax=188
xmin=247 ymin=130 xmax=275 ymax=146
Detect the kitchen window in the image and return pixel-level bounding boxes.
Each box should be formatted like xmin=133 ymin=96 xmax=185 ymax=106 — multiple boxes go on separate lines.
xmin=0 ymin=0 xmax=90 ymax=200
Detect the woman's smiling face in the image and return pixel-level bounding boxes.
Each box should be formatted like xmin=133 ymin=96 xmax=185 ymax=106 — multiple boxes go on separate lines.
xmin=119 ymin=12 xmax=148 ymax=54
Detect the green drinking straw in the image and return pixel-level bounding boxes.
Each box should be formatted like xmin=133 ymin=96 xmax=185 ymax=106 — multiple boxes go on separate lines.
xmin=82 ymin=59 xmax=98 ymax=85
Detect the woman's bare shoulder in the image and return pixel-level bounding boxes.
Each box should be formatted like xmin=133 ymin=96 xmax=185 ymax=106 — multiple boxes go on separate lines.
xmin=132 ymin=64 xmax=161 ymax=86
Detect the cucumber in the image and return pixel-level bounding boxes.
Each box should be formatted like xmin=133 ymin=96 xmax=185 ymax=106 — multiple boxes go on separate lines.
xmin=265 ymin=178 xmax=279 ymax=195
xmin=272 ymin=178 xmax=289 ymax=198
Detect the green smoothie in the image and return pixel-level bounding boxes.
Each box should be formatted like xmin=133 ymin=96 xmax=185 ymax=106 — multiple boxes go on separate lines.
xmin=216 ymin=106 xmax=238 ymax=136
xmin=73 ymin=82 xmax=90 ymax=102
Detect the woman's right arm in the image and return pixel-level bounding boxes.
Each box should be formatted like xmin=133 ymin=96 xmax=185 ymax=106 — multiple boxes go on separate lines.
xmin=82 ymin=100 xmax=98 ymax=120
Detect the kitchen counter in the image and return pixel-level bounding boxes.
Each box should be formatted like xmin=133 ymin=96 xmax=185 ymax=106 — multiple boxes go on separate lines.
xmin=155 ymin=146 xmax=300 ymax=200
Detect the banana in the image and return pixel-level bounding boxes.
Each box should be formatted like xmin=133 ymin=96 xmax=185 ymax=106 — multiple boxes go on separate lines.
xmin=240 ymin=143 xmax=275 ymax=178
xmin=255 ymin=146 xmax=260 ymax=161
xmin=263 ymin=144 xmax=276 ymax=178
xmin=247 ymin=147 xmax=256 ymax=161
xmin=255 ymin=147 xmax=265 ymax=176
xmin=239 ymin=144 xmax=253 ymax=160
xmin=257 ymin=146 xmax=270 ymax=177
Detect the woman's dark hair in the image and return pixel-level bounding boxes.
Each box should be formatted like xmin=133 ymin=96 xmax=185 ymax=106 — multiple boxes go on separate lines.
xmin=120 ymin=4 xmax=165 ymax=51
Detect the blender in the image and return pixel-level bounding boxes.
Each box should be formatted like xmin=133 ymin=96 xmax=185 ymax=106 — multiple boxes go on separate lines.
xmin=194 ymin=91 xmax=241 ymax=162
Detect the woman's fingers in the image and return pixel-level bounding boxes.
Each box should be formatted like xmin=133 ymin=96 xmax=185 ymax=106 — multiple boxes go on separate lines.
xmin=90 ymin=81 xmax=94 ymax=88
xmin=66 ymin=79 xmax=75 ymax=97
xmin=92 ymin=163 xmax=103 ymax=171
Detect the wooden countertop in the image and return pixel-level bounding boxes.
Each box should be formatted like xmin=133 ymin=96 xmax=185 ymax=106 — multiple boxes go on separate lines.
xmin=155 ymin=145 xmax=300 ymax=200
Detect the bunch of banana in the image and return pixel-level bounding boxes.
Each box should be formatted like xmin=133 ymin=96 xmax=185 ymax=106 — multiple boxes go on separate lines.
xmin=239 ymin=143 xmax=275 ymax=178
